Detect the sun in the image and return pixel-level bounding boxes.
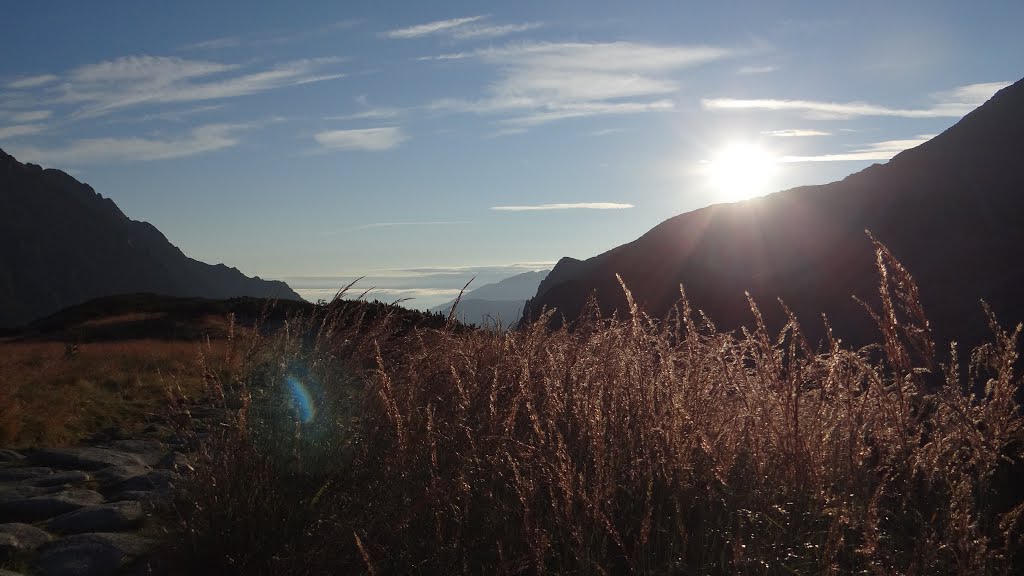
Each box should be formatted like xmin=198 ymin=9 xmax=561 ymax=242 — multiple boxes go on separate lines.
xmin=705 ymin=142 xmax=780 ymax=202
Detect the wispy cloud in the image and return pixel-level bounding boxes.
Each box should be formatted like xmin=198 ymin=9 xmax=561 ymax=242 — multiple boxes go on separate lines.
xmin=385 ymin=16 xmax=542 ymax=42
xmin=781 ymin=134 xmax=936 ymax=162
xmin=8 ymin=110 xmax=52 ymax=123
xmin=353 ymin=220 xmax=471 ymax=231
xmin=327 ymin=108 xmax=404 ymax=121
xmin=430 ymin=41 xmax=732 ymax=127
xmin=383 ymin=16 xmax=486 ymax=39
xmin=6 ymin=123 xmax=248 ymax=165
xmin=590 ymin=127 xmax=627 ymax=136
xmin=0 ymin=124 xmax=46 ymax=139
xmin=737 ymin=65 xmax=778 ymax=75
xmin=178 ymin=36 xmax=241 ymax=51
xmin=491 ymin=202 xmax=635 ymax=211
xmin=703 ymin=81 xmax=1010 ymax=119
xmin=450 ymin=22 xmax=545 ymax=40
xmin=763 ymin=129 xmax=831 ymax=137
xmin=414 ymin=52 xmax=473 ymax=62
xmin=314 ymin=127 xmax=407 ymax=151
xmin=7 ymin=74 xmax=58 ymax=89
xmin=47 ymin=55 xmax=345 ymax=117
xmin=499 ymin=100 xmax=674 ymax=128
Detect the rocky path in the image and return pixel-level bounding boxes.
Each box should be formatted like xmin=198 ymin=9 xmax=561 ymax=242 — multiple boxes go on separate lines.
xmin=0 ymin=425 xmax=195 ymax=576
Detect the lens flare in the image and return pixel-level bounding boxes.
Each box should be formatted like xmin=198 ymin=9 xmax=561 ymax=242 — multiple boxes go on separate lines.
xmin=286 ymin=374 xmax=316 ymax=423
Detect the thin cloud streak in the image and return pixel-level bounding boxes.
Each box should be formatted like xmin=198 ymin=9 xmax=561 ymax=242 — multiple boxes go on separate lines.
xmin=179 ymin=36 xmax=241 ymax=51
xmin=763 ymin=129 xmax=831 ymax=137
xmin=430 ymin=41 xmax=732 ymax=127
xmin=491 ymin=202 xmax=634 ymax=211
xmin=49 ymin=55 xmax=345 ymax=118
xmin=702 ymin=81 xmax=1010 ymax=119
xmin=354 ymin=220 xmax=472 ymax=231
xmin=327 ymin=108 xmax=404 ymax=121
xmin=314 ymin=127 xmax=407 ymax=151
xmin=782 ymin=134 xmax=936 ymax=162
xmin=6 ymin=123 xmax=248 ymax=165
xmin=737 ymin=65 xmax=778 ymax=75
xmin=383 ymin=16 xmax=485 ymax=39
xmin=7 ymin=74 xmax=58 ymax=89
xmin=8 ymin=110 xmax=52 ymax=123
xmin=415 ymin=52 xmax=473 ymax=61
xmin=451 ymin=22 xmax=545 ymax=40
xmin=501 ymin=100 xmax=675 ymax=127
xmin=0 ymin=124 xmax=46 ymax=139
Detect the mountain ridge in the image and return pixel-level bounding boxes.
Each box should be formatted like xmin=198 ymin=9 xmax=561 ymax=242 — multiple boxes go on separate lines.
xmin=431 ymin=270 xmax=549 ymax=327
xmin=523 ymin=77 xmax=1024 ymax=350
xmin=0 ymin=148 xmax=303 ymax=329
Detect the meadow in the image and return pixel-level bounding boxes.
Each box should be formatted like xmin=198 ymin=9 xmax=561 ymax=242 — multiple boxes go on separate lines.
xmin=160 ymin=240 xmax=1024 ymax=575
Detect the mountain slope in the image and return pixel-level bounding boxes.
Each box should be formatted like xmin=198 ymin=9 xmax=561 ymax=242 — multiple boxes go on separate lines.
xmin=431 ymin=270 xmax=549 ymax=327
xmin=0 ymin=149 xmax=302 ymax=328
xmin=523 ymin=77 xmax=1024 ymax=349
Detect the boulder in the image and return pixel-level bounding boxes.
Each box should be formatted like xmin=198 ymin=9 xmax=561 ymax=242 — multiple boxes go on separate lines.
xmin=28 ymin=447 xmax=146 ymax=471
xmin=0 ymin=489 xmax=105 ymax=522
xmin=0 ymin=467 xmax=54 ymax=482
xmin=0 ymin=485 xmax=51 ymax=503
xmin=34 ymin=532 xmax=152 ymax=576
xmin=21 ymin=470 xmax=91 ymax=488
xmin=45 ymin=501 xmax=144 ymax=534
xmin=0 ymin=522 xmax=51 ymax=556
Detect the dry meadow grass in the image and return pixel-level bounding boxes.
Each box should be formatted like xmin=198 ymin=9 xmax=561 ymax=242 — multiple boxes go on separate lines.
xmin=168 ymin=241 xmax=1024 ymax=575
xmin=0 ymin=338 xmax=223 ymax=447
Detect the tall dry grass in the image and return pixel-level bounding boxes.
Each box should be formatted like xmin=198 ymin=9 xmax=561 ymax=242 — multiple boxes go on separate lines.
xmin=171 ymin=240 xmax=1024 ymax=575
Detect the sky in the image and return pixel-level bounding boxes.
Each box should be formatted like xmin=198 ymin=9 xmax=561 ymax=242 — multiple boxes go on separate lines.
xmin=1 ymin=1 xmax=1021 ymax=308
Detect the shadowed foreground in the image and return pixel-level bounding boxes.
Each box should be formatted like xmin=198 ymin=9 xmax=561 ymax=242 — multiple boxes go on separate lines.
xmin=170 ymin=241 xmax=1024 ymax=575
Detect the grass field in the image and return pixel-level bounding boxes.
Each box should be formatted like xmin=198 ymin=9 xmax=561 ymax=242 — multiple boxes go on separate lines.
xmin=2 ymin=245 xmax=1021 ymax=573
xmin=0 ymin=338 xmax=221 ymax=447
xmin=162 ymin=242 xmax=1024 ymax=575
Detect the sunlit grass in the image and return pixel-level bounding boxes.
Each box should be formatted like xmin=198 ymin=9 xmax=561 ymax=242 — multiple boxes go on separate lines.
xmin=0 ymin=339 xmax=219 ymax=447
xmin=167 ymin=240 xmax=1024 ymax=575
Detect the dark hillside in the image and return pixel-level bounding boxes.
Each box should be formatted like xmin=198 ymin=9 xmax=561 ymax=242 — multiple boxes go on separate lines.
xmin=0 ymin=149 xmax=303 ymax=328
xmin=524 ymin=77 xmax=1024 ymax=349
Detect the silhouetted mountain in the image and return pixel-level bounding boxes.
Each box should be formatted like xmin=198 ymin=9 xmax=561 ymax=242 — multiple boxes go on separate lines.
xmin=431 ymin=270 xmax=549 ymax=327
xmin=0 ymin=149 xmax=303 ymax=329
xmin=523 ymin=77 xmax=1024 ymax=350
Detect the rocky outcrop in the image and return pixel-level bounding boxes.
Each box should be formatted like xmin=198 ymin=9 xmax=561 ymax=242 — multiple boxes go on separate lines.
xmin=0 ymin=148 xmax=303 ymax=329
xmin=0 ymin=431 xmax=194 ymax=575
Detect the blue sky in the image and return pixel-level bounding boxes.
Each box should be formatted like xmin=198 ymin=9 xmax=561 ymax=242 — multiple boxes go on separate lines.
xmin=1 ymin=1 xmax=1020 ymax=307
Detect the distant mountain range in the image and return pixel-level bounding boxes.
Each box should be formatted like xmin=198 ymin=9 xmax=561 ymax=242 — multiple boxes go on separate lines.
xmin=0 ymin=149 xmax=302 ymax=329
xmin=431 ymin=270 xmax=549 ymax=327
xmin=524 ymin=77 xmax=1024 ymax=350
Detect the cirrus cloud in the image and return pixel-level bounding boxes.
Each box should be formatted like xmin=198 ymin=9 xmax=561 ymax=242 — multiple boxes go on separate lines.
xmin=383 ymin=16 xmax=486 ymax=39
xmin=4 ymin=123 xmax=248 ymax=165
xmin=702 ymin=81 xmax=1011 ymax=119
xmin=491 ymin=202 xmax=634 ymax=211
xmin=429 ymin=41 xmax=733 ymax=128
xmin=50 ymin=55 xmax=346 ymax=118
xmin=781 ymin=134 xmax=937 ymax=162
xmin=314 ymin=127 xmax=408 ymax=151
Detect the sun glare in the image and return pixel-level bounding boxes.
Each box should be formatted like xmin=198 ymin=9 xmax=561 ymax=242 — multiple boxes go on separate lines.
xmin=706 ymin=142 xmax=779 ymax=202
